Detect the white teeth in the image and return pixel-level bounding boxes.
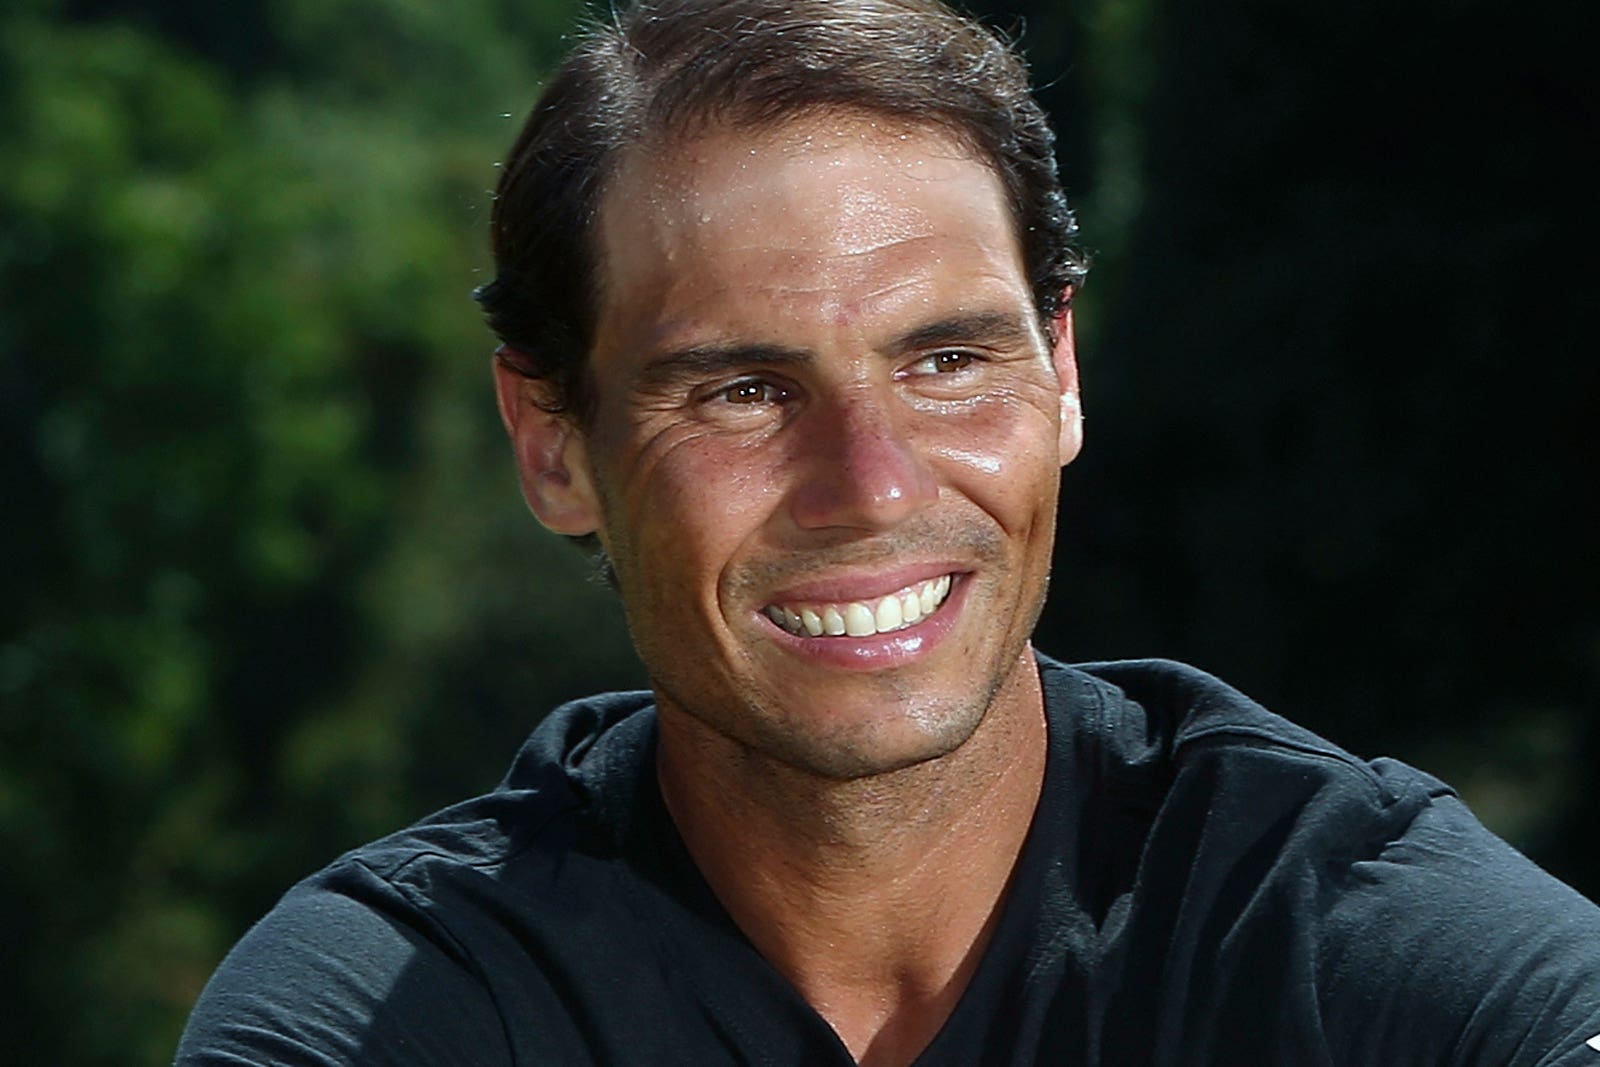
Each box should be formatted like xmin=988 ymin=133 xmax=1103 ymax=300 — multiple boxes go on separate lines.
xmin=900 ymin=589 xmax=922 ymax=623
xmin=764 ymin=575 xmax=955 ymax=639
xmin=844 ymin=602 xmax=876 ymax=637
xmin=874 ymin=594 xmax=903 ymax=631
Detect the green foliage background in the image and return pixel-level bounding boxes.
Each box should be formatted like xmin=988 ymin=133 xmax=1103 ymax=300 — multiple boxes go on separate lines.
xmin=1 ymin=0 xmax=1592 ymax=1062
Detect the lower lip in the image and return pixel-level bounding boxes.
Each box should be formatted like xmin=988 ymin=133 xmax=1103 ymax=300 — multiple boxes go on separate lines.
xmin=756 ymin=575 xmax=969 ymax=670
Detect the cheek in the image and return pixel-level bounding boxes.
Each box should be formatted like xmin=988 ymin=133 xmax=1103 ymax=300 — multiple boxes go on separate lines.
xmin=925 ymin=401 xmax=1062 ymax=523
xmin=617 ymin=433 xmax=788 ymax=582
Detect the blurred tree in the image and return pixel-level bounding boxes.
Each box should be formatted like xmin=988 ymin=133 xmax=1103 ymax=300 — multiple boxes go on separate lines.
xmin=1 ymin=1 xmax=636 ymax=1062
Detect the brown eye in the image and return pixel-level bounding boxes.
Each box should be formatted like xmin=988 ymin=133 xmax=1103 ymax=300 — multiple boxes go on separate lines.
xmin=719 ymin=379 xmax=785 ymax=404
xmin=932 ymin=351 xmax=975 ymax=373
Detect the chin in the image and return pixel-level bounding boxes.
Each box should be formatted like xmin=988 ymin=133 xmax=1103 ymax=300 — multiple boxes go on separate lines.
xmin=750 ymin=688 xmax=996 ymax=782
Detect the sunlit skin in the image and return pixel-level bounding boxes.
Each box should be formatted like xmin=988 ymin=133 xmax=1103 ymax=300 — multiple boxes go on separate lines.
xmin=496 ymin=112 xmax=1082 ymax=1065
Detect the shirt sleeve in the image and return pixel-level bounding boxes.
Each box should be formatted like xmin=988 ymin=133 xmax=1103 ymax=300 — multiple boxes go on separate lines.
xmin=1318 ymin=787 xmax=1600 ymax=1067
xmin=175 ymin=861 xmax=513 ymax=1067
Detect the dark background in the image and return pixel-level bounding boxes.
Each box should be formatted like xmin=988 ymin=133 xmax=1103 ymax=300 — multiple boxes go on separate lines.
xmin=2 ymin=0 xmax=1594 ymax=1061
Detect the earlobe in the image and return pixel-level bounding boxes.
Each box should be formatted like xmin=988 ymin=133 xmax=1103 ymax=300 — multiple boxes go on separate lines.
xmin=1051 ymin=306 xmax=1084 ymax=467
xmin=492 ymin=352 xmax=604 ymax=536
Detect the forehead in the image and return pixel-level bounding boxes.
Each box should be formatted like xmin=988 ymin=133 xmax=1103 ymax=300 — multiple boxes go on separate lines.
xmin=588 ymin=115 xmax=1027 ymax=353
xmin=602 ymin=112 xmax=1005 ymax=244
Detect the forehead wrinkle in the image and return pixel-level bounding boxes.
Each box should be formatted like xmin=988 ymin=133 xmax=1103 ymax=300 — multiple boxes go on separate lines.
xmin=629 ymin=136 xmax=994 ymax=256
xmin=637 ymin=252 xmax=922 ymax=334
xmin=614 ymin=231 xmax=1025 ymax=366
xmin=665 ymin=228 xmax=948 ymax=276
xmin=702 ymin=234 xmax=960 ymax=302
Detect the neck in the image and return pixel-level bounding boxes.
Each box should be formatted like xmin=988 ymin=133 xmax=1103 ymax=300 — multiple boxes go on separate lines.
xmin=655 ymin=652 xmax=1049 ymax=1066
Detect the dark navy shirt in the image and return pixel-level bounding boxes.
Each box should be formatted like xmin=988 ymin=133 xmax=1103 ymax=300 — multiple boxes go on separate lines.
xmin=177 ymin=657 xmax=1600 ymax=1065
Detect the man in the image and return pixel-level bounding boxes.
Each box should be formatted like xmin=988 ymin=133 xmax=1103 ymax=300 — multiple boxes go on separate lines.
xmin=178 ymin=1 xmax=1600 ymax=1064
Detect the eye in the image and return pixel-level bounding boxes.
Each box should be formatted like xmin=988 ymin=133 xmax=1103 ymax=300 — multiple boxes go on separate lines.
xmin=929 ymin=350 xmax=977 ymax=373
xmin=713 ymin=378 xmax=791 ymax=405
xmin=906 ymin=350 xmax=981 ymax=376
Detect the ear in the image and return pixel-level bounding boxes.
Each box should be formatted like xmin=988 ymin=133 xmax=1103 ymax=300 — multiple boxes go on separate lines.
xmin=493 ymin=350 xmax=604 ymax=536
xmin=1050 ymin=304 xmax=1084 ymax=467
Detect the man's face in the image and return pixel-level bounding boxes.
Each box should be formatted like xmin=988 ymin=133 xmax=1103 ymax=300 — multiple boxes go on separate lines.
xmin=545 ymin=114 xmax=1079 ymax=779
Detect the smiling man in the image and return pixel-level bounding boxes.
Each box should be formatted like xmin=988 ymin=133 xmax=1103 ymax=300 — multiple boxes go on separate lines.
xmin=549 ymin=113 xmax=1071 ymax=780
xmin=177 ymin=1 xmax=1600 ymax=1065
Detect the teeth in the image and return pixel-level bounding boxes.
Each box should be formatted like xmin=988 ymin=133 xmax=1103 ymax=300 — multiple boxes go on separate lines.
xmin=900 ymin=590 xmax=922 ymax=624
xmin=764 ymin=575 xmax=955 ymax=639
xmin=874 ymin=594 xmax=903 ymax=631
xmin=844 ymin=603 xmax=875 ymax=637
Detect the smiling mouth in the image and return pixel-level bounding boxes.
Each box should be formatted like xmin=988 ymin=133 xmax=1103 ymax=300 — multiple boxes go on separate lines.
xmin=763 ymin=575 xmax=954 ymax=638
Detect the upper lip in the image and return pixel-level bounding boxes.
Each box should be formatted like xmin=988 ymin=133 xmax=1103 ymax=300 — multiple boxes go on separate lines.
xmin=760 ymin=563 xmax=966 ymax=606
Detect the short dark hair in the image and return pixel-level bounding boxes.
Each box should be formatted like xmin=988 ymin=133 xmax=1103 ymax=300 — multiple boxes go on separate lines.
xmin=475 ymin=0 xmax=1087 ymax=422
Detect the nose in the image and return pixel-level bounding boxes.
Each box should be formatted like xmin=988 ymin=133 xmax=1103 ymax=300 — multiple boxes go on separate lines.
xmin=786 ymin=389 xmax=939 ymax=532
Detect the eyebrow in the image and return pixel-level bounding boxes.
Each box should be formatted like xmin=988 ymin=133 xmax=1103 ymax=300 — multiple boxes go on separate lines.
xmin=890 ymin=311 xmax=1035 ymax=354
xmin=636 ymin=342 xmax=812 ymax=390
xmin=634 ymin=310 xmax=1037 ymax=389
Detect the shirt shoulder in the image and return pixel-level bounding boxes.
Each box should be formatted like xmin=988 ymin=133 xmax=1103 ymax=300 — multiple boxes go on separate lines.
xmin=177 ymin=689 xmax=660 ymax=1066
xmin=1034 ymin=654 xmax=1600 ymax=1067
xmin=1040 ymin=655 xmax=1436 ymax=856
xmin=1318 ymin=782 xmax=1600 ymax=1066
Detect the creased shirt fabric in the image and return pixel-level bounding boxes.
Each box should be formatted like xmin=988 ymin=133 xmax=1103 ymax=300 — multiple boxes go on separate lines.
xmin=177 ymin=657 xmax=1600 ymax=1065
